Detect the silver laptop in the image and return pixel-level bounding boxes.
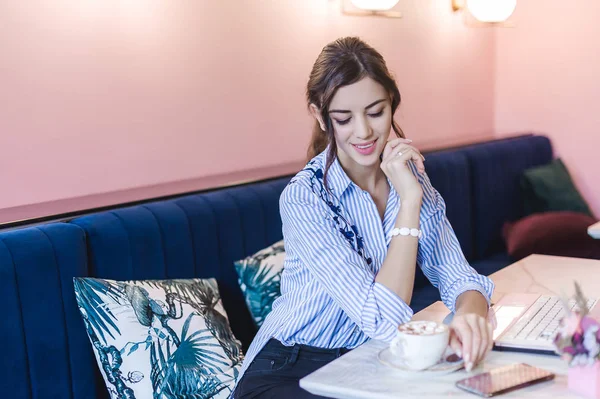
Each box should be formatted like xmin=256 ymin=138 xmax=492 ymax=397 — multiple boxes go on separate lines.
xmin=491 ymin=293 xmax=599 ymax=355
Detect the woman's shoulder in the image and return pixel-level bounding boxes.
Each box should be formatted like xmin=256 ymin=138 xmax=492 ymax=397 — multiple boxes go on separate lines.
xmin=280 ymin=152 xmax=329 ymax=208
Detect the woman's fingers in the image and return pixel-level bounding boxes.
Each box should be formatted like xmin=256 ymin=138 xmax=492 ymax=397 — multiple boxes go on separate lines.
xmin=381 ymin=137 xmax=413 ymax=160
xmin=382 ymin=145 xmax=426 ymax=174
xmin=394 ymin=148 xmax=425 ymax=174
xmin=466 ymin=316 xmax=482 ymax=369
xmin=383 ymin=141 xmax=425 ymax=163
xmin=461 ymin=322 xmax=475 ymax=371
xmin=388 ymin=136 xmax=413 ymax=148
xmin=487 ymin=318 xmax=494 ymax=352
xmin=449 ymin=330 xmax=463 ymax=358
xmin=451 ymin=318 xmax=473 ymax=370
xmin=401 ymin=148 xmax=425 ymax=174
xmin=466 ymin=315 xmax=494 ymax=370
xmin=473 ymin=315 xmax=494 ymax=364
xmin=451 ymin=314 xmax=494 ymax=372
xmin=476 ymin=316 xmax=489 ymax=366
xmin=467 ymin=315 xmax=491 ymax=371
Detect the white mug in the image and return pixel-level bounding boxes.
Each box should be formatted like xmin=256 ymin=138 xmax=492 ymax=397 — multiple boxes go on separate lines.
xmin=390 ymin=320 xmax=450 ymax=371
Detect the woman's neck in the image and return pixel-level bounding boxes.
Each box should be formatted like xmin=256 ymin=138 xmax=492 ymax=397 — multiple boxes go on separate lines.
xmin=337 ymin=153 xmax=386 ymax=194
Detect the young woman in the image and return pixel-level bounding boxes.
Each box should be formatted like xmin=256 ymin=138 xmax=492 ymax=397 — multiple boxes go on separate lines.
xmin=232 ymin=37 xmax=495 ymax=398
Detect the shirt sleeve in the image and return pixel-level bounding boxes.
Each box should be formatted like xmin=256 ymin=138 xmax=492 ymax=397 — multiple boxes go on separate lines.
xmin=415 ymin=169 xmax=495 ymax=313
xmin=280 ymin=182 xmax=413 ymax=342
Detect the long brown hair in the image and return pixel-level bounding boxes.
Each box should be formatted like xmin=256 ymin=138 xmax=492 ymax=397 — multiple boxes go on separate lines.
xmin=306 ymin=37 xmax=404 ymax=186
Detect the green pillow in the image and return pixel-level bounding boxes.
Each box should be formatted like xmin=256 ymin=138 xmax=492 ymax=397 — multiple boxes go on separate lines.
xmin=521 ymin=158 xmax=594 ymax=218
xmin=234 ymin=240 xmax=285 ymax=327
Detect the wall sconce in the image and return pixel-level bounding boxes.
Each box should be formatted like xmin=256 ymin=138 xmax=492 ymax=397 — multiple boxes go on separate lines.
xmin=452 ymin=0 xmax=516 ymax=25
xmin=341 ymin=0 xmax=402 ymax=18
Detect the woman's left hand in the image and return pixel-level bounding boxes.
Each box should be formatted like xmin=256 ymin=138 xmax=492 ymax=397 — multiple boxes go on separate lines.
xmin=449 ymin=313 xmax=493 ymax=372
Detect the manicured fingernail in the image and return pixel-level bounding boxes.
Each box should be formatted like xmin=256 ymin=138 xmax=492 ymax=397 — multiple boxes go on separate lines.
xmin=467 ymin=362 xmax=473 ymax=372
xmin=456 ymin=349 xmax=462 ymax=358
xmin=465 ymin=354 xmax=470 ymax=363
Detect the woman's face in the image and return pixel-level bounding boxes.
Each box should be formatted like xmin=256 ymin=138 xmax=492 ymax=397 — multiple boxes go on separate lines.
xmin=327 ymin=77 xmax=392 ymax=170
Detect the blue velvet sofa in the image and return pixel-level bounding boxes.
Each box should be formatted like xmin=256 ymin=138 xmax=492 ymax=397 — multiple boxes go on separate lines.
xmin=0 ymin=134 xmax=553 ymax=399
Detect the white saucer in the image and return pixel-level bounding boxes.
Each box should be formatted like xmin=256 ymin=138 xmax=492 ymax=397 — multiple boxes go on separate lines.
xmin=377 ymin=347 xmax=464 ymax=377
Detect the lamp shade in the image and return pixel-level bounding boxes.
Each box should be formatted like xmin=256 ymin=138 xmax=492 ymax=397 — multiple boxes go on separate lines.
xmin=466 ymin=0 xmax=517 ymax=23
xmin=350 ymin=0 xmax=400 ymax=11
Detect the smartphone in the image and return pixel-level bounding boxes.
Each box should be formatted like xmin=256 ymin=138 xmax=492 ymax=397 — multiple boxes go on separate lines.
xmin=455 ymin=363 xmax=555 ymax=397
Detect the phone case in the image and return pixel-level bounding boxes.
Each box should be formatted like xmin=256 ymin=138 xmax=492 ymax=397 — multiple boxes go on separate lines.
xmin=455 ymin=363 xmax=555 ymax=397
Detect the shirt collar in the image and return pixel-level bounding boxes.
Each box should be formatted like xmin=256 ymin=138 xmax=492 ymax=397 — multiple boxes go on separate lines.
xmin=323 ymin=147 xmax=400 ymax=200
xmin=324 ymin=149 xmax=353 ymax=198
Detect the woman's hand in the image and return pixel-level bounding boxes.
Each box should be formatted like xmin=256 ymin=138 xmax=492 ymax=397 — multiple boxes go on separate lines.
xmin=380 ymin=137 xmax=425 ymax=203
xmin=449 ymin=313 xmax=494 ymax=372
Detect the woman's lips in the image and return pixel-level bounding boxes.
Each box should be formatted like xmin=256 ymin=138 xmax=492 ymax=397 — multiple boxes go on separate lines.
xmin=352 ymin=139 xmax=377 ymax=155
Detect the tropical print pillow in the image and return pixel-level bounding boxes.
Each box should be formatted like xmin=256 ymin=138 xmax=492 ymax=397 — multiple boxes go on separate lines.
xmin=234 ymin=240 xmax=285 ymax=327
xmin=73 ymin=277 xmax=243 ymax=399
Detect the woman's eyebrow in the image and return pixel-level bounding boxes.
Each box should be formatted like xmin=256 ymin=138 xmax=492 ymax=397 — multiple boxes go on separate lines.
xmin=329 ymin=99 xmax=386 ymax=114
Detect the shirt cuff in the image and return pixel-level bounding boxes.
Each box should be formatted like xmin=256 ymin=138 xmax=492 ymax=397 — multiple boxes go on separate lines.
xmin=373 ymin=281 xmax=414 ymax=329
xmin=444 ymin=280 xmax=494 ymax=313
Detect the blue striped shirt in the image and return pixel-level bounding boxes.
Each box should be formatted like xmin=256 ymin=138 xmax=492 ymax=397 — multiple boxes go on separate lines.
xmin=234 ymin=148 xmax=495 ymax=388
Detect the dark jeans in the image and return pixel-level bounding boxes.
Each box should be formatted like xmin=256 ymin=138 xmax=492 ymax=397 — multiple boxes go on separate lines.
xmin=233 ymin=338 xmax=352 ymax=398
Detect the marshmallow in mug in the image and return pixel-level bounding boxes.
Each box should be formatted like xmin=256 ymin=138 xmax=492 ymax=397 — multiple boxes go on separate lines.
xmin=397 ymin=321 xmax=447 ymax=335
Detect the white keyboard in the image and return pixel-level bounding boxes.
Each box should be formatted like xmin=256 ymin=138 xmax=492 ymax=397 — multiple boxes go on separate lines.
xmin=501 ymin=295 xmax=598 ymax=343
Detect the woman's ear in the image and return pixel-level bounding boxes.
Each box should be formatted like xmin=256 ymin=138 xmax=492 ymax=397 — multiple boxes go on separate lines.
xmin=309 ymin=104 xmax=327 ymax=131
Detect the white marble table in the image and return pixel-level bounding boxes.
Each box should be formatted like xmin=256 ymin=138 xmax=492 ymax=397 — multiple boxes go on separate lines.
xmin=589 ymin=221 xmax=600 ymax=239
xmin=300 ymin=254 xmax=600 ymax=398
xmin=300 ymin=339 xmax=570 ymax=398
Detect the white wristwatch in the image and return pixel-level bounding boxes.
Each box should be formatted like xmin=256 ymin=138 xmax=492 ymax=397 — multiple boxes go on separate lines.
xmin=390 ymin=227 xmax=422 ymax=239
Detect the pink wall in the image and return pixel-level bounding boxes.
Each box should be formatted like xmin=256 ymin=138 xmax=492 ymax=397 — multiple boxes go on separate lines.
xmin=495 ymin=0 xmax=600 ymax=217
xmin=0 ymin=1 xmax=495 ymax=222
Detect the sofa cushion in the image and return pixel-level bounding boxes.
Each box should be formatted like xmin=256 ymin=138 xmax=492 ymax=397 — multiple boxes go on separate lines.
xmin=503 ymin=211 xmax=600 ymax=261
xmin=463 ymin=135 xmax=553 ymax=259
xmin=234 ymin=240 xmax=285 ymax=328
xmin=470 ymin=252 xmax=512 ymax=277
xmin=0 ymin=223 xmax=104 ymax=399
xmin=521 ymin=159 xmax=594 ymax=218
xmin=410 ymin=285 xmax=441 ymax=314
xmin=74 ymin=277 xmax=243 ymax=398
xmin=70 ymin=177 xmax=291 ymax=352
